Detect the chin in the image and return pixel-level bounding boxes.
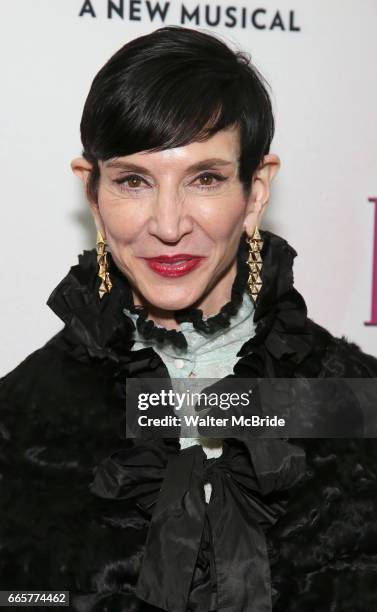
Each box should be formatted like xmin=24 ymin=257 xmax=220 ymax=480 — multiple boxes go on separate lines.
xmin=141 ymin=285 xmax=204 ymax=312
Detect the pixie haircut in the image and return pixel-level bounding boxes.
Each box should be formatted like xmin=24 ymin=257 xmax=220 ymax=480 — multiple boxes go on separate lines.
xmin=80 ymin=25 xmax=275 ymax=202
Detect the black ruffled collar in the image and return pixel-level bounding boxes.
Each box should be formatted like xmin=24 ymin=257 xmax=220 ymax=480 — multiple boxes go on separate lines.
xmin=122 ymin=237 xmax=249 ymax=350
xmin=47 ymin=229 xmax=320 ymax=371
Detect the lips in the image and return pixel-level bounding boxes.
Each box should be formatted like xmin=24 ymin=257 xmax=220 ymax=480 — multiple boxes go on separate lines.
xmin=142 ymin=254 xmax=205 ymax=278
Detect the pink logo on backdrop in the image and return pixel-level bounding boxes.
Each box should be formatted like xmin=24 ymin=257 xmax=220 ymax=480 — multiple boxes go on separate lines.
xmin=365 ymin=197 xmax=377 ymax=326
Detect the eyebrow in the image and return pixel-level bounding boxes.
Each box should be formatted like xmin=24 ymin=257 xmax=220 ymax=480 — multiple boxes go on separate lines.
xmin=104 ymin=158 xmax=235 ymax=174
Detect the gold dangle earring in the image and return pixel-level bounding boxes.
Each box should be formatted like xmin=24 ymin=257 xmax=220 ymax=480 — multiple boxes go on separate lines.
xmin=246 ymin=226 xmax=263 ymax=304
xmin=96 ymin=230 xmax=113 ymax=299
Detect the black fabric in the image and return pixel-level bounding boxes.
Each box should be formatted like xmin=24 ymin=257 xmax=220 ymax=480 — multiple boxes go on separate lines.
xmin=91 ymin=437 xmax=306 ymax=612
xmin=0 ymin=229 xmax=377 ymax=612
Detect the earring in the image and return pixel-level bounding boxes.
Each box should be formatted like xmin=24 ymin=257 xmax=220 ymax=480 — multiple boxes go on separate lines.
xmin=96 ymin=230 xmax=112 ymax=299
xmin=246 ymin=226 xmax=263 ymax=303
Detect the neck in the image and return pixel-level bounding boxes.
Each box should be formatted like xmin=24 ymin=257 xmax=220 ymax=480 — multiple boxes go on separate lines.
xmin=131 ymin=260 xmax=238 ymax=330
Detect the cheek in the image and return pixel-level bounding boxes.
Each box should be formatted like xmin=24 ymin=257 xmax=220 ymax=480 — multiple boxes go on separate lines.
xmin=197 ymin=194 xmax=247 ymax=240
xmin=97 ymin=193 xmax=145 ymax=245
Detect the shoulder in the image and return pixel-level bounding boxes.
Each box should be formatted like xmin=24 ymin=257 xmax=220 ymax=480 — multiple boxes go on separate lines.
xmin=321 ymin=332 xmax=377 ymax=377
xmin=0 ymin=330 xmax=103 ymax=410
xmin=304 ymin=317 xmax=377 ymax=377
xmin=1 ymin=333 xmax=63 ymax=409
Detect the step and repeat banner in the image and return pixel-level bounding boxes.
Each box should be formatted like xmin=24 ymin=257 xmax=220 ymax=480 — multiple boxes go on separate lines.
xmin=0 ymin=0 xmax=376 ymax=374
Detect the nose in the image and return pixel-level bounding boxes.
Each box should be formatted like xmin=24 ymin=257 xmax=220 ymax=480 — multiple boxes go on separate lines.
xmin=147 ymin=189 xmax=193 ymax=243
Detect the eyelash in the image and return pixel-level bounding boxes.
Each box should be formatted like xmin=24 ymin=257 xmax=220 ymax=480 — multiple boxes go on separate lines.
xmin=113 ymin=172 xmax=227 ymax=192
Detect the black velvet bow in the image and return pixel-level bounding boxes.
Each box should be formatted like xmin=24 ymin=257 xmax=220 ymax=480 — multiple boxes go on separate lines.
xmin=90 ymin=437 xmax=306 ymax=612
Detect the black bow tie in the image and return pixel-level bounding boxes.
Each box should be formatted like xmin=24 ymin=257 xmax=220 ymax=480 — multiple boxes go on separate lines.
xmin=91 ymin=437 xmax=306 ymax=612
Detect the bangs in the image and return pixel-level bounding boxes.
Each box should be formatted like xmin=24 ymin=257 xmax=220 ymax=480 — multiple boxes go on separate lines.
xmin=83 ymin=57 xmax=246 ymax=161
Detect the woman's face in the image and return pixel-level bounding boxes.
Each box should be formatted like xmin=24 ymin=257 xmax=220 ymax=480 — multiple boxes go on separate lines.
xmin=75 ymin=126 xmax=278 ymax=317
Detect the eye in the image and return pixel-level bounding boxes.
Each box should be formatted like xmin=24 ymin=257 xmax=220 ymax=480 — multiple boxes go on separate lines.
xmin=193 ymin=172 xmax=227 ymax=190
xmin=116 ymin=174 xmax=147 ymax=189
xmin=126 ymin=175 xmax=143 ymax=188
xmin=114 ymin=174 xmax=149 ymax=190
xmin=198 ymin=174 xmax=215 ymax=186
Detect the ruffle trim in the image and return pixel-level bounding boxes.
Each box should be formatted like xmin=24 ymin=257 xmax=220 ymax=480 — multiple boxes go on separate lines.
xmin=46 ymin=229 xmax=323 ymax=371
xmin=122 ymin=237 xmax=250 ymax=349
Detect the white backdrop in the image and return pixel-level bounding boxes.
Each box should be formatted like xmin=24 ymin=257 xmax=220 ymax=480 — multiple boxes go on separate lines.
xmin=1 ymin=0 xmax=376 ymax=376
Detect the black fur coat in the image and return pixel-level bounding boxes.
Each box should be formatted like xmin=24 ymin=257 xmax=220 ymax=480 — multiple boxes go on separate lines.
xmin=1 ymin=230 xmax=377 ymax=612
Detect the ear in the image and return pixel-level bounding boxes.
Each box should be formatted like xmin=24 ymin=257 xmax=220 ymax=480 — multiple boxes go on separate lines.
xmin=243 ymin=153 xmax=280 ymax=236
xmin=71 ymin=157 xmax=105 ymax=235
xmin=71 ymin=156 xmax=92 ymax=187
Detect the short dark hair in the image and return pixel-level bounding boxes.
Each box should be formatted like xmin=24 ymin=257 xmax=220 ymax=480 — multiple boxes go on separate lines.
xmin=80 ymin=26 xmax=275 ymax=202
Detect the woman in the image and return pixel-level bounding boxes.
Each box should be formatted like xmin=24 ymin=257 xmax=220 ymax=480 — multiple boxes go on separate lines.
xmin=1 ymin=25 xmax=377 ymax=612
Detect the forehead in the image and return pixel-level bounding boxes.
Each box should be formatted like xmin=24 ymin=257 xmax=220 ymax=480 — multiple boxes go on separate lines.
xmin=103 ymin=125 xmax=241 ymax=172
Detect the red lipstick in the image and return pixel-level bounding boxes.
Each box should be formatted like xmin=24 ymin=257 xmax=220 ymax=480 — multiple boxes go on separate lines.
xmin=143 ymin=254 xmax=205 ymax=278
